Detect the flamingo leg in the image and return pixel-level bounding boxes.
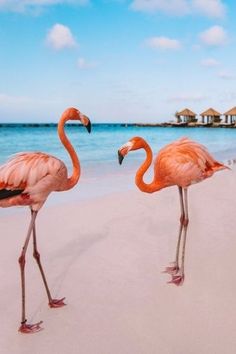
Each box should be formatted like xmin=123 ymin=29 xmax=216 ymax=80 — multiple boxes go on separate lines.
xmin=179 ymin=188 xmax=189 ymax=277
xmin=31 ymin=210 xmax=66 ymax=309
xmin=175 ymin=187 xmax=185 ymax=267
xmin=18 ymin=211 xmax=43 ymax=333
xmin=167 ymin=188 xmax=189 ymax=286
xmin=164 ymin=187 xmax=184 ymax=277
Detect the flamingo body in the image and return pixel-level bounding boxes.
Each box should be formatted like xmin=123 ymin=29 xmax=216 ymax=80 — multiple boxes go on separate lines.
xmin=0 ymin=152 xmax=67 ymax=210
xmin=118 ymin=136 xmax=228 ymax=286
xmin=153 ymin=137 xmax=225 ymax=189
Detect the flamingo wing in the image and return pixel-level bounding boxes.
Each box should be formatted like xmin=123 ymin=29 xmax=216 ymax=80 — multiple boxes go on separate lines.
xmin=0 ymin=189 xmax=23 ymax=200
xmin=155 ymin=138 xmax=226 ymax=187
xmin=0 ymin=152 xmax=67 ymax=192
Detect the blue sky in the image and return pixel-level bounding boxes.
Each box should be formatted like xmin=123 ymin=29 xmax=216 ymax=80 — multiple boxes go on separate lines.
xmin=0 ymin=0 xmax=235 ymax=122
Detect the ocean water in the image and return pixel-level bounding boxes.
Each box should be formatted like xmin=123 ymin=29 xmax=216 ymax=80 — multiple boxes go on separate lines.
xmin=0 ymin=124 xmax=236 ymax=205
xmin=1 ymin=124 xmax=236 ymax=166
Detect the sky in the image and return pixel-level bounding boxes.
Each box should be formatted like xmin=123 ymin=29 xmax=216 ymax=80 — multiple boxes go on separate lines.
xmin=0 ymin=0 xmax=236 ymax=123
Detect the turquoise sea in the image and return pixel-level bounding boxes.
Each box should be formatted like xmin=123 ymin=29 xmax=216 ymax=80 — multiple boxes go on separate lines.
xmin=1 ymin=124 xmax=236 ymax=165
xmin=0 ymin=124 xmax=236 ymax=204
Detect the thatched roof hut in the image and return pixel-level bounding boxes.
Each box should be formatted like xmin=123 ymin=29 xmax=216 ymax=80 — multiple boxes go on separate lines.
xmin=224 ymin=107 xmax=236 ymax=115
xmin=200 ymin=108 xmax=221 ymax=124
xmin=224 ymin=107 xmax=236 ymax=124
xmin=176 ymin=108 xmax=197 ymax=123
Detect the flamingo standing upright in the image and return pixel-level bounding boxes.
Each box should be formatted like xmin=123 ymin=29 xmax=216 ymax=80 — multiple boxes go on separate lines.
xmin=118 ymin=136 xmax=228 ymax=286
xmin=0 ymin=107 xmax=91 ymax=333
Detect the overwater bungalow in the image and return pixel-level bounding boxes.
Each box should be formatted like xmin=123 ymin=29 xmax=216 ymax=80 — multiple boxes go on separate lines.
xmin=200 ymin=108 xmax=221 ymax=125
xmin=175 ymin=108 xmax=197 ymax=124
xmin=224 ymin=106 xmax=236 ymax=125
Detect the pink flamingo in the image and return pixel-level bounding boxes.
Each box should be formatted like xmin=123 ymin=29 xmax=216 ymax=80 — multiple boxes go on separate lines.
xmin=118 ymin=136 xmax=228 ymax=286
xmin=0 ymin=107 xmax=91 ymax=333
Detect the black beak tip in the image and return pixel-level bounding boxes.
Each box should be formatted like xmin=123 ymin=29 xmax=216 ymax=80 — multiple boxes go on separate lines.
xmin=118 ymin=151 xmax=124 ymax=165
xmin=86 ymin=120 xmax=92 ymax=133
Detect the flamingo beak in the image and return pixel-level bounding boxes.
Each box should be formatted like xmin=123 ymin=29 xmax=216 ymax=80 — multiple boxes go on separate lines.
xmin=118 ymin=150 xmax=124 ymax=165
xmin=85 ymin=119 xmax=92 ymax=133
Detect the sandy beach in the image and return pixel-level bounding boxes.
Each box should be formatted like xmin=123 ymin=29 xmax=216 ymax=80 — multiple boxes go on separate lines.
xmin=2 ymin=0 xmax=236 ymax=352
xmin=1 ymin=166 xmax=236 ymax=354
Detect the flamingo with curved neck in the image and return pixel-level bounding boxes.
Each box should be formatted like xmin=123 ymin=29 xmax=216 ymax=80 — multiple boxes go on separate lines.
xmin=132 ymin=138 xmax=163 ymax=193
xmin=118 ymin=136 xmax=228 ymax=286
xmin=57 ymin=109 xmax=85 ymax=191
xmin=0 ymin=107 xmax=91 ymax=333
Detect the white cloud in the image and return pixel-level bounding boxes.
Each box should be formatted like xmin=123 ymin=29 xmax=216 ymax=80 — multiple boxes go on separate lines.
xmin=0 ymin=0 xmax=89 ymax=12
xmin=0 ymin=92 xmax=86 ymax=122
xmin=0 ymin=93 xmax=60 ymax=121
xmin=130 ymin=0 xmax=226 ymax=18
xmin=199 ymin=25 xmax=227 ymax=46
xmin=167 ymin=93 xmax=207 ymax=102
xmin=0 ymin=93 xmax=31 ymax=105
xmin=130 ymin=0 xmax=190 ymax=15
xmin=46 ymin=24 xmax=77 ymax=50
xmin=201 ymin=58 xmax=219 ymax=67
xmin=218 ymin=70 xmax=235 ymax=80
xmin=77 ymin=57 xmax=98 ymax=69
xmin=146 ymin=36 xmax=181 ymax=50
xmin=192 ymin=0 xmax=226 ymax=18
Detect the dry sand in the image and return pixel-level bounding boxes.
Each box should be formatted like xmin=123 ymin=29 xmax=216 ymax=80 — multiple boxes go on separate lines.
xmin=0 ymin=167 xmax=236 ymax=354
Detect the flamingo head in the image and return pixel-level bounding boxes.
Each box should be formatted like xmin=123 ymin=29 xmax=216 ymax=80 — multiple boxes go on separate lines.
xmin=64 ymin=107 xmax=92 ymax=133
xmin=81 ymin=114 xmax=91 ymax=133
xmin=118 ymin=136 xmax=146 ymax=165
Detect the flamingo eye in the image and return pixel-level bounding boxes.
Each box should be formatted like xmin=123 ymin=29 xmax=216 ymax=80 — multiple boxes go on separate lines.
xmin=120 ymin=141 xmax=133 ymax=154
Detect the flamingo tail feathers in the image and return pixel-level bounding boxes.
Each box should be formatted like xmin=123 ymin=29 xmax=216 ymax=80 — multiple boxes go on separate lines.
xmin=0 ymin=189 xmax=23 ymax=200
xmin=212 ymin=161 xmax=230 ymax=171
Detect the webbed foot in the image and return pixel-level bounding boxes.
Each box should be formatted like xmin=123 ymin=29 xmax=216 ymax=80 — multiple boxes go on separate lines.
xmin=168 ymin=274 xmax=184 ymax=286
xmin=163 ymin=261 xmax=179 ymax=275
xmin=49 ymin=297 xmax=66 ymax=308
xmin=18 ymin=320 xmax=43 ymax=334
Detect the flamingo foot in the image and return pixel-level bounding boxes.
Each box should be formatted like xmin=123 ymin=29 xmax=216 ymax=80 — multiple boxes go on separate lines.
xmin=49 ymin=297 xmax=66 ymax=308
xmin=18 ymin=321 xmax=43 ymax=334
xmin=163 ymin=261 xmax=179 ymax=275
xmin=168 ymin=274 xmax=185 ymax=286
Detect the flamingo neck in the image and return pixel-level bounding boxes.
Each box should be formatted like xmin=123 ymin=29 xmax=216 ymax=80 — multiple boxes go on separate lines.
xmin=135 ymin=141 xmax=162 ymax=193
xmin=58 ymin=116 xmax=80 ymax=190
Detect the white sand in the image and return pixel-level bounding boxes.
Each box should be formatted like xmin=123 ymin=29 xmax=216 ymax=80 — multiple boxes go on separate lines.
xmin=0 ymin=167 xmax=236 ymax=354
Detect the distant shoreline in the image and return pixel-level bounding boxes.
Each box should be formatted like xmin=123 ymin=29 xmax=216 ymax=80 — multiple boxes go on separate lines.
xmin=0 ymin=122 xmax=236 ymax=128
